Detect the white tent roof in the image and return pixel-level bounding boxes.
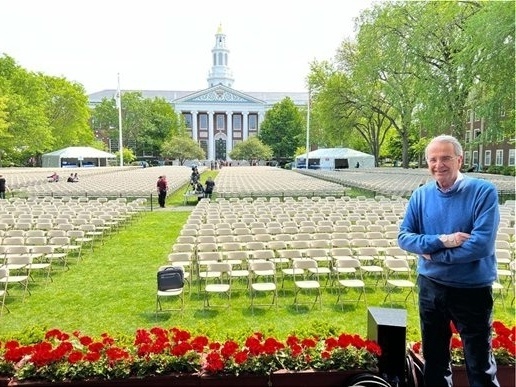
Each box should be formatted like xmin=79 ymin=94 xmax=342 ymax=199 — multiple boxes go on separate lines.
xmin=44 ymin=147 xmax=116 ymax=158
xmin=296 ymin=147 xmax=375 ymax=169
xmin=298 ymin=148 xmax=373 ymax=159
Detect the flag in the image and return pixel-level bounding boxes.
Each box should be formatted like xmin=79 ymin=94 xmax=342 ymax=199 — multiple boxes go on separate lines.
xmin=115 ymin=73 xmax=121 ymax=109
xmin=115 ymin=90 xmax=121 ymax=109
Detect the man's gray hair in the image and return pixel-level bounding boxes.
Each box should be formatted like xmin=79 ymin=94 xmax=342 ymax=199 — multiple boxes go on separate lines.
xmin=425 ymin=135 xmax=463 ymax=159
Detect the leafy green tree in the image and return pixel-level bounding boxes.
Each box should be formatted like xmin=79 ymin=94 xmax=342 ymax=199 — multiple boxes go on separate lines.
xmin=44 ymin=75 xmax=93 ymax=150
xmin=459 ymin=0 xmax=515 ymax=139
xmin=146 ymin=98 xmax=183 ymax=155
xmin=229 ymin=136 xmax=273 ymax=165
xmin=91 ymin=92 xmax=184 ymax=158
xmin=0 ymin=55 xmax=52 ymax=164
xmin=400 ymin=1 xmax=482 ymax=137
xmin=161 ymin=135 xmax=205 ymax=165
xmin=308 ymin=57 xmax=392 ymax=166
xmin=0 ymin=95 xmax=10 ymax=166
xmin=0 ymin=55 xmax=95 ymax=165
xmin=115 ymin=148 xmax=136 ymax=166
xmin=352 ymin=3 xmax=422 ymax=168
xmin=258 ymin=97 xmax=304 ymax=162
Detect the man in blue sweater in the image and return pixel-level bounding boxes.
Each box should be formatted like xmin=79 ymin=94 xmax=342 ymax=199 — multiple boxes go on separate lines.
xmin=398 ymin=135 xmax=500 ymax=386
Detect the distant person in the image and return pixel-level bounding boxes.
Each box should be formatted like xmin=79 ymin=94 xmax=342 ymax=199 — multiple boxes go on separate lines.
xmin=194 ymin=182 xmax=204 ymax=202
xmin=190 ymin=166 xmax=200 ymax=186
xmin=47 ymin=172 xmax=59 ymax=182
xmin=72 ymin=173 xmax=79 ymax=182
xmin=67 ymin=173 xmax=75 ymax=183
xmin=0 ymin=174 xmax=8 ymax=199
xmin=156 ymin=175 xmax=168 ymax=208
xmin=355 ymin=161 xmax=360 ymax=168
xmin=204 ymin=177 xmax=215 ymax=199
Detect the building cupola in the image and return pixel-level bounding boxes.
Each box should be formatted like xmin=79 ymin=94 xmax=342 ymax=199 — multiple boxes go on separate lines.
xmin=207 ymin=24 xmax=234 ymax=88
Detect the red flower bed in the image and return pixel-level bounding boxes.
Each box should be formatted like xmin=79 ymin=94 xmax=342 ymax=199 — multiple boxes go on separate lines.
xmin=410 ymin=320 xmax=515 ymax=366
xmin=0 ymin=328 xmax=381 ymax=383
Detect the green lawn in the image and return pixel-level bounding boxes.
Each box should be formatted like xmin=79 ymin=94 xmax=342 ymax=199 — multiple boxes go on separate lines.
xmin=0 ymin=175 xmax=513 ymax=343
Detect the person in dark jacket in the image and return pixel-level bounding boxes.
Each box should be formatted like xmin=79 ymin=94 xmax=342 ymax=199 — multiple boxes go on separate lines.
xmin=156 ymin=175 xmax=168 ymax=208
xmin=204 ymin=177 xmax=215 ymax=199
xmin=0 ymin=175 xmax=8 ymax=199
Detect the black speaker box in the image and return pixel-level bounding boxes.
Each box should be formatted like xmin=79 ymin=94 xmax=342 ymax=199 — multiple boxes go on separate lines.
xmin=367 ymin=306 xmax=407 ymax=381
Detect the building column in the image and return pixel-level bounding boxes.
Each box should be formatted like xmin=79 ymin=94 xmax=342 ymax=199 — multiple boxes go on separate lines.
xmin=258 ymin=111 xmax=265 ymax=132
xmin=226 ymin=111 xmax=233 ymax=158
xmin=243 ymin=111 xmax=249 ymax=140
xmin=191 ymin=111 xmax=198 ymax=142
xmin=208 ymin=111 xmax=214 ymax=160
xmin=479 ymin=118 xmax=484 ymax=168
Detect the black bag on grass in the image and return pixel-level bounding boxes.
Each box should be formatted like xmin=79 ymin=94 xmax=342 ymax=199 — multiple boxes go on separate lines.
xmin=157 ymin=266 xmax=184 ymax=291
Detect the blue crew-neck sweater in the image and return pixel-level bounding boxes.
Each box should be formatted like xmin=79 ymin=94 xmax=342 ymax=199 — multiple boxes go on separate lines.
xmin=398 ymin=175 xmax=500 ymax=288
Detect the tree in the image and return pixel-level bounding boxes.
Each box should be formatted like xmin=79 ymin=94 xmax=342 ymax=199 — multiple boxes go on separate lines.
xmin=308 ymin=58 xmax=392 ymax=166
xmin=399 ymin=1 xmax=482 ymax=137
xmin=459 ymin=0 xmax=515 ymax=139
xmin=0 ymin=55 xmax=52 ymax=165
xmin=44 ymin=75 xmax=93 ymax=150
xmin=258 ymin=97 xmax=304 ymax=162
xmin=351 ymin=3 xmax=423 ymax=168
xmin=91 ymin=92 xmax=184 ymax=158
xmin=161 ymin=135 xmax=205 ymax=165
xmin=229 ymin=136 xmax=272 ymax=165
xmin=0 ymin=55 xmax=94 ymax=166
xmin=115 ymin=148 xmax=136 ymax=165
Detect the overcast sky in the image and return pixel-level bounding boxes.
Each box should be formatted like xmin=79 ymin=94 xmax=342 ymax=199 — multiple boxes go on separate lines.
xmin=1 ymin=0 xmax=377 ymax=95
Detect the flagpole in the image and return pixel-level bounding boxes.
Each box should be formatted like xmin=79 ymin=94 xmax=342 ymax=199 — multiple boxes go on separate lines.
xmin=305 ymin=87 xmax=310 ymax=169
xmin=117 ymin=73 xmax=124 ymax=167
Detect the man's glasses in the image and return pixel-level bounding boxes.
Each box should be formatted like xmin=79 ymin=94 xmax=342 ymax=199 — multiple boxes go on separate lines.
xmin=426 ymin=156 xmax=457 ymax=165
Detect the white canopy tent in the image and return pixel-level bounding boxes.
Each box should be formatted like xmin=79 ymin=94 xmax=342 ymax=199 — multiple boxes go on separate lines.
xmin=295 ymin=148 xmax=375 ymax=170
xmin=41 ymin=147 xmax=116 ymax=168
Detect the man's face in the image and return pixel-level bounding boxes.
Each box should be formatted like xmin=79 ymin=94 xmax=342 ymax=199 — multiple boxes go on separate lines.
xmin=426 ymin=141 xmax=463 ymax=189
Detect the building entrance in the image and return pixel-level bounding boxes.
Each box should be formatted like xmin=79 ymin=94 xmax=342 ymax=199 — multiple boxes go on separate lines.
xmin=215 ymin=138 xmax=227 ymax=160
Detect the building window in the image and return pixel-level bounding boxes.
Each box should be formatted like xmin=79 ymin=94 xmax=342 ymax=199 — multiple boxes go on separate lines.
xmin=472 ymin=151 xmax=478 ymax=165
xmin=465 ymin=130 xmax=472 ymax=143
xmin=509 ymin=149 xmax=515 ymax=166
xmin=216 ymin=114 xmax=225 ymax=131
xmin=248 ymin=114 xmax=258 ymax=131
xmin=484 ymin=150 xmax=491 ymax=166
xmin=464 ymin=151 xmax=471 ymax=166
xmin=233 ymin=114 xmax=242 ymax=130
xmin=466 ymin=109 xmax=471 ymax=123
xmin=495 ymin=150 xmax=503 ymax=166
xmin=183 ymin=113 xmax=192 ymax=129
xmin=199 ymin=114 xmax=208 ymax=130
xmin=474 ymin=128 xmax=481 ymax=138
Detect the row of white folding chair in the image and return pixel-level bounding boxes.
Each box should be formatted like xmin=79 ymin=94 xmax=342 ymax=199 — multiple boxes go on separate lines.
xmin=176 ymin=230 xmax=398 ymax=245
xmin=176 ymin=245 xmax=412 ymax=273
xmin=185 ymin=215 xmax=401 ymax=228
xmin=173 ymin=240 xmax=403 ymax=261
xmin=1 ymin=234 xmax=81 ymax=254
xmin=196 ymin=213 xmax=403 ymax=225
xmin=181 ymin=225 xmax=400 ymax=239
xmin=180 ymin=227 xmax=400 ymax=241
